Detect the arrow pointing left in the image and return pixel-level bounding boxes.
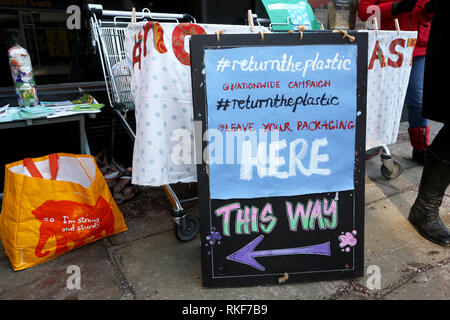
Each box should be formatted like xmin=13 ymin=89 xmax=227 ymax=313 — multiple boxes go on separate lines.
xmin=226 ymin=235 xmax=331 ymax=271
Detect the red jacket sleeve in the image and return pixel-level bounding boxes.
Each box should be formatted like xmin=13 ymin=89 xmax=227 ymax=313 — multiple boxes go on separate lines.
xmin=358 ymin=0 xmax=396 ymax=21
xmin=420 ymin=0 xmax=434 ymax=22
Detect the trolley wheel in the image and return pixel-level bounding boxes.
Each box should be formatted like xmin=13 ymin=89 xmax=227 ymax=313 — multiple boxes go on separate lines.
xmin=380 ymin=159 xmax=403 ymax=180
xmin=174 ymin=213 xmax=200 ymax=242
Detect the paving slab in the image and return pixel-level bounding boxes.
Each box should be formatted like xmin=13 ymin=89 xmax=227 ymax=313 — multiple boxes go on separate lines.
xmin=383 ymin=263 xmax=450 ymax=300
xmin=335 ymin=294 xmax=375 ymax=300
xmin=110 ymin=231 xmax=346 ymax=300
xmin=109 ymin=185 xmax=199 ymax=246
xmin=0 ymin=240 xmax=123 ymax=300
xmin=355 ymin=190 xmax=450 ymax=294
xmin=110 ymin=206 xmax=173 ymax=246
xmin=364 ymin=176 xmax=399 ymax=204
xmin=376 ymin=165 xmax=423 ymax=192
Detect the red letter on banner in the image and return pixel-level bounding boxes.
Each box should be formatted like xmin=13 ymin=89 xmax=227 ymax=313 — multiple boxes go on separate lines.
xmin=388 ymin=38 xmax=405 ymax=68
xmin=172 ymin=23 xmax=206 ymax=66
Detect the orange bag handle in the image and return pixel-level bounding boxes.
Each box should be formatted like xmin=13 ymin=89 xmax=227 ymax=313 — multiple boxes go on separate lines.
xmin=23 ymin=153 xmax=59 ymax=180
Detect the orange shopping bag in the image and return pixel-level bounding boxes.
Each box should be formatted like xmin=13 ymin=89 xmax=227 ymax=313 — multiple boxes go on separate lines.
xmin=0 ymin=153 xmax=127 ymax=270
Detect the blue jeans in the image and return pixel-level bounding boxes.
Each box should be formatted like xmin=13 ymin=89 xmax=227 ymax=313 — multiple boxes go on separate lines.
xmin=405 ymin=56 xmax=428 ymax=128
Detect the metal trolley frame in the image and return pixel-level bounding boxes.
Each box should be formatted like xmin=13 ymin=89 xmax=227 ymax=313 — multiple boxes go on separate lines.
xmin=87 ymin=4 xmax=200 ymax=242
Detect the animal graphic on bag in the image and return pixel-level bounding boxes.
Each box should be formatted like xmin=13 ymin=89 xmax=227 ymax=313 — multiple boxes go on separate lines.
xmin=32 ymin=196 xmax=115 ymax=258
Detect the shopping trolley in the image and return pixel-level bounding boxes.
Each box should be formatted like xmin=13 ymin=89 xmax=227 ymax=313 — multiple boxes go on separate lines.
xmin=87 ymin=4 xmax=200 ymax=242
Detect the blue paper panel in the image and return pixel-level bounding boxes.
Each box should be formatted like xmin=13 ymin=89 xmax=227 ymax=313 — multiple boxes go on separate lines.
xmin=204 ymin=44 xmax=357 ymax=199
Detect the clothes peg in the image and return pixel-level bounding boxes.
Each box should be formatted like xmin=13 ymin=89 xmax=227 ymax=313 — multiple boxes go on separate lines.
xmin=216 ymin=29 xmax=224 ymax=41
xmin=332 ymin=29 xmax=356 ymax=42
xmin=296 ymin=25 xmax=306 ymax=40
xmin=259 ymin=31 xmax=264 ymax=41
xmin=394 ymin=19 xmax=401 ymax=35
xmin=131 ymin=7 xmax=136 ymax=27
xmin=248 ymin=9 xmax=255 ymax=32
xmin=372 ymin=15 xmax=378 ymax=37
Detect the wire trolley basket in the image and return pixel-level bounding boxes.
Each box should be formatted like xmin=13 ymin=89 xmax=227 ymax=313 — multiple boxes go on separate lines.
xmin=87 ymin=4 xmax=200 ymax=242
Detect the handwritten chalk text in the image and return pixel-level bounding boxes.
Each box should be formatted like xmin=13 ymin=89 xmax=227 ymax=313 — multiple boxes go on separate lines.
xmin=216 ymin=93 xmax=339 ymax=113
xmin=223 ymin=81 xmax=280 ymax=91
xmin=217 ymin=53 xmax=352 ymax=77
xmin=240 ymin=137 xmax=331 ymax=180
xmin=214 ymin=197 xmax=338 ymax=237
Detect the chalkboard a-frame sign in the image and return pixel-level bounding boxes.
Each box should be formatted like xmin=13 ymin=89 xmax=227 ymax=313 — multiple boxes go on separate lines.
xmin=190 ymin=31 xmax=367 ymax=288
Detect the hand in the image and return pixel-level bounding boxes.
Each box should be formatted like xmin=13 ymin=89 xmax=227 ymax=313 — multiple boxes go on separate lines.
xmin=392 ymin=0 xmax=418 ymax=15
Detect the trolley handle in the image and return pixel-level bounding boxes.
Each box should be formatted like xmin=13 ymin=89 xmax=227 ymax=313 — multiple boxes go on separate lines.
xmin=87 ymin=4 xmax=195 ymax=23
xmin=87 ymin=4 xmax=103 ymax=15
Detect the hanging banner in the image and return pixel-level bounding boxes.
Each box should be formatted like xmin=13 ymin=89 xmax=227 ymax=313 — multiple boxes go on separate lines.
xmin=365 ymin=30 xmax=417 ymax=150
xmin=191 ymin=31 xmax=367 ymax=287
xmin=125 ymin=22 xmax=268 ymax=187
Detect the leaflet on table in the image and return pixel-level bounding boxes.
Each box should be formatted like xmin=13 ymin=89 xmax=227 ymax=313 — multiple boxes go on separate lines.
xmin=0 ymin=104 xmax=104 ymax=122
xmin=0 ymin=104 xmax=11 ymax=122
xmin=45 ymin=103 xmax=104 ymax=118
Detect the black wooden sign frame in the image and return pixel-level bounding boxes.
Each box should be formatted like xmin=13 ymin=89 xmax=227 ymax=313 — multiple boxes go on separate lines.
xmin=190 ymin=31 xmax=367 ymax=288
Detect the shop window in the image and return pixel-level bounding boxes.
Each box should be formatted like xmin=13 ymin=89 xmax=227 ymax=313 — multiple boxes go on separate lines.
xmin=0 ymin=2 xmax=104 ymax=88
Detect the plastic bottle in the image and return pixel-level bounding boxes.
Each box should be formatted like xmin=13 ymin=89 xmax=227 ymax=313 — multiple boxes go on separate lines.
xmin=8 ymin=44 xmax=39 ymax=107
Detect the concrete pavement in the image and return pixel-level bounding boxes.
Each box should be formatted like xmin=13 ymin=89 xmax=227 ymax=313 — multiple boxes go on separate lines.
xmin=0 ymin=121 xmax=448 ymax=300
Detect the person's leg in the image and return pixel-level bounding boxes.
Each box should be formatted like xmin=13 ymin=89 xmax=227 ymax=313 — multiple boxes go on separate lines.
xmin=429 ymin=124 xmax=450 ymax=161
xmin=405 ymin=56 xmax=429 ymax=164
xmin=409 ymin=123 xmax=450 ymax=246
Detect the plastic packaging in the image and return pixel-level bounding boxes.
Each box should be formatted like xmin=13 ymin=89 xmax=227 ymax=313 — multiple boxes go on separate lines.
xmin=8 ymin=45 xmax=39 ymax=107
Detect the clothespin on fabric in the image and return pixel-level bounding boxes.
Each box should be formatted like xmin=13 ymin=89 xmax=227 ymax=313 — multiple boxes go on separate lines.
xmin=259 ymin=31 xmax=264 ymax=41
xmin=216 ymin=29 xmax=224 ymax=41
xmin=332 ymin=29 xmax=356 ymax=42
xmin=131 ymin=7 xmax=136 ymax=27
xmin=394 ymin=19 xmax=401 ymax=35
xmin=372 ymin=16 xmax=379 ymax=37
xmin=297 ymin=25 xmax=307 ymax=40
xmin=248 ymin=9 xmax=256 ymax=32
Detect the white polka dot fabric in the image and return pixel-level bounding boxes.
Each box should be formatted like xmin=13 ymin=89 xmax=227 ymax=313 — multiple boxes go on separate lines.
xmin=125 ymin=22 xmax=268 ymax=186
xmin=363 ymin=30 xmax=417 ymax=150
